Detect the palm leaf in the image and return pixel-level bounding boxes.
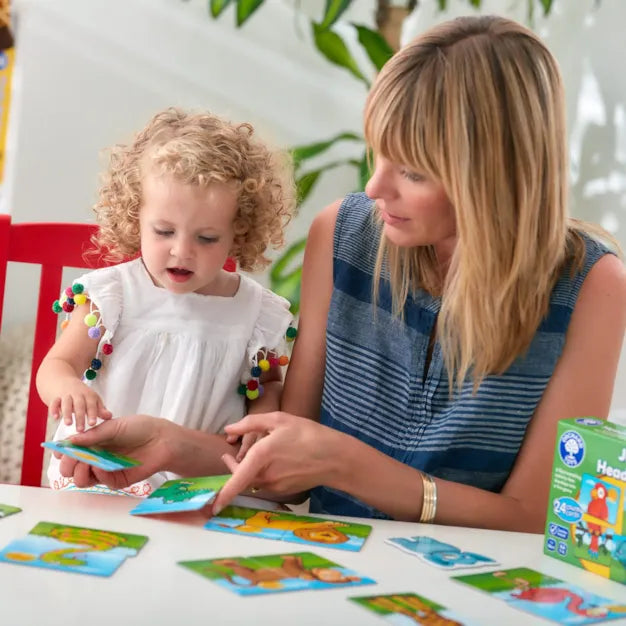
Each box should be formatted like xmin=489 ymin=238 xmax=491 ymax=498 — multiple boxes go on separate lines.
xmin=209 ymin=0 xmax=232 ymax=18
xmin=291 ymin=132 xmax=362 ymax=170
xmin=319 ymin=0 xmax=352 ymax=30
xmin=312 ymin=22 xmax=368 ymax=85
xmin=353 ymin=24 xmax=393 ymax=71
xmin=236 ymin=0 xmax=264 ymax=27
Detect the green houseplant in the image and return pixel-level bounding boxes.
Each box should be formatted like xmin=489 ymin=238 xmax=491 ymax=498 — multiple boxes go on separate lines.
xmin=203 ymin=0 xmax=558 ymax=311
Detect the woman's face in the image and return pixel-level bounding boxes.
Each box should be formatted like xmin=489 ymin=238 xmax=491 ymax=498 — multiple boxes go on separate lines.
xmin=365 ymin=155 xmax=457 ymax=259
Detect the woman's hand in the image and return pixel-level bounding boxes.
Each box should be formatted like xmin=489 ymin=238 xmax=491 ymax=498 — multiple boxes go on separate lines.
xmin=59 ymin=415 xmax=176 ymax=489
xmin=211 ymin=411 xmax=343 ymax=514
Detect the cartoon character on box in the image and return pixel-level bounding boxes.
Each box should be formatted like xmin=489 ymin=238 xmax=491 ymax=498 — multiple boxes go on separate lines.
xmin=574 ymin=473 xmax=625 ymax=579
xmin=587 ymin=482 xmax=611 ymax=557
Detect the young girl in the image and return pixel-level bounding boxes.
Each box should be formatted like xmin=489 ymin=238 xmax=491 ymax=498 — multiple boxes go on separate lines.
xmin=37 ymin=107 xmax=296 ymax=496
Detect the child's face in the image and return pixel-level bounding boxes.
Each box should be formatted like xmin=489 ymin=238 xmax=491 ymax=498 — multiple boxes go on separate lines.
xmin=139 ymin=174 xmax=238 ymax=295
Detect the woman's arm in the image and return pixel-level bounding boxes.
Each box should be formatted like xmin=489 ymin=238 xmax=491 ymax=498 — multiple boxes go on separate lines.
xmin=214 ymin=253 xmax=626 ymax=531
xmin=63 ymin=415 xmax=237 ymax=488
xmin=280 ymin=200 xmax=339 ymax=419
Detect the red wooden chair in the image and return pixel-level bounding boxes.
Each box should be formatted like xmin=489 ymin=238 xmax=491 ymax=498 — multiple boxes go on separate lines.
xmin=0 ymin=214 xmax=108 ymax=486
xmin=0 ymin=214 xmax=237 ymax=487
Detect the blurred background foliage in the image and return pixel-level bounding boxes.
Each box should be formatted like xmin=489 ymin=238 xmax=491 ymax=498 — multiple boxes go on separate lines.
xmin=205 ymin=0 xmax=570 ymax=312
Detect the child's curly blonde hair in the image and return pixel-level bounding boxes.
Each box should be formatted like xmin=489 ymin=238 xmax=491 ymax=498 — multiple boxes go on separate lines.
xmin=92 ymin=107 xmax=295 ymax=271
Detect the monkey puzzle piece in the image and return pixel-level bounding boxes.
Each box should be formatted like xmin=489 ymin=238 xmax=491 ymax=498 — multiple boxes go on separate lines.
xmin=179 ymin=551 xmax=375 ymax=596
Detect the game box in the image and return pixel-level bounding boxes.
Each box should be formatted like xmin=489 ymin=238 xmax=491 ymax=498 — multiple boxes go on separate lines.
xmin=544 ymin=417 xmax=626 ymax=585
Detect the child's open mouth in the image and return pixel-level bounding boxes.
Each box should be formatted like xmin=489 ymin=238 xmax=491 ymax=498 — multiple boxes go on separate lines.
xmin=167 ymin=267 xmax=193 ymax=283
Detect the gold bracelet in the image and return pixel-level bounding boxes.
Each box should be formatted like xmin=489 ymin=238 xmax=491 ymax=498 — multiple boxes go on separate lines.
xmin=419 ymin=472 xmax=437 ymax=523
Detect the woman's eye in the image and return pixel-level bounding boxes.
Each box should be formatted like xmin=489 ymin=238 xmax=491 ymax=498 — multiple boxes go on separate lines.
xmin=400 ymin=169 xmax=423 ymax=183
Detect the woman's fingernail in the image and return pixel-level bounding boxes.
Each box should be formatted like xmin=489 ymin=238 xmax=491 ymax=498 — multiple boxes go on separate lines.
xmin=213 ymin=503 xmax=222 ymax=516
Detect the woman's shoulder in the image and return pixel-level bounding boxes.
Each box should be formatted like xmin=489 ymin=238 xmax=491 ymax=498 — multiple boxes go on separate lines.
xmin=552 ymin=232 xmax=622 ymax=309
xmin=325 ymin=192 xmax=380 ymax=265
xmin=577 ymin=251 xmax=626 ymax=308
xmin=335 ymin=192 xmax=375 ymax=231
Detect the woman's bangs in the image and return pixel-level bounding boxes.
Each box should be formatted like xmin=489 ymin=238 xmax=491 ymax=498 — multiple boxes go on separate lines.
xmin=364 ymin=70 xmax=439 ymax=178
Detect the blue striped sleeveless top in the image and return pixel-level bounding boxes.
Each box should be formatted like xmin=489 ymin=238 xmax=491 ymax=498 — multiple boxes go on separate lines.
xmin=309 ymin=192 xmax=610 ymax=519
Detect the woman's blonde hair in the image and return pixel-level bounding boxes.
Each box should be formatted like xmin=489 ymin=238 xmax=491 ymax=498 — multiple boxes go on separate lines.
xmin=92 ymin=107 xmax=295 ymax=271
xmin=364 ymin=15 xmax=620 ymax=389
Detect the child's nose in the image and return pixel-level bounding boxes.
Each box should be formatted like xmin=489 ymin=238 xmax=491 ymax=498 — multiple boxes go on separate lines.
xmin=170 ymin=237 xmax=193 ymax=259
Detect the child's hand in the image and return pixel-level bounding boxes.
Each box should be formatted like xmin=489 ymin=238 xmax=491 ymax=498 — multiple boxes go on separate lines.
xmin=225 ymin=431 xmax=265 ymax=462
xmin=236 ymin=432 xmax=264 ymax=462
xmin=49 ymin=380 xmax=112 ymax=432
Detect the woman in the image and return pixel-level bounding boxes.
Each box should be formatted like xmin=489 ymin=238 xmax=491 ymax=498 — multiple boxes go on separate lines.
xmin=61 ymin=15 xmax=626 ymax=532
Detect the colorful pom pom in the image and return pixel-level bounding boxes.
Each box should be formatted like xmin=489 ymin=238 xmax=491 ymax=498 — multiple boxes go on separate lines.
xmin=62 ymin=301 xmax=74 ymax=313
xmin=74 ymin=294 xmax=87 ymax=306
xmin=258 ymin=359 xmax=270 ymax=372
xmin=72 ymin=283 xmax=84 ymax=294
xmin=286 ymin=327 xmax=297 ymax=341
xmin=258 ymin=384 xmax=264 ymax=397
xmin=278 ymin=355 xmax=289 ymax=366
xmin=102 ymin=343 xmax=113 ymax=355
xmin=269 ymin=357 xmax=279 ymax=368
xmin=61 ymin=320 xmax=70 ymax=330
xmin=84 ymin=369 xmax=97 ymax=381
xmin=84 ymin=313 xmax=98 ymax=327
xmin=88 ymin=327 xmax=101 ymax=340
xmin=91 ymin=358 xmax=102 ymax=370
xmin=251 ymin=366 xmax=262 ymax=377
xmin=52 ymin=301 xmax=63 ymax=314
xmin=237 ymin=384 xmax=247 ymax=395
xmin=65 ymin=286 xmax=75 ymax=297
xmin=246 ymin=379 xmax=259 ymax=391
xmin=245 ymin=389 xmax=259 ymax=400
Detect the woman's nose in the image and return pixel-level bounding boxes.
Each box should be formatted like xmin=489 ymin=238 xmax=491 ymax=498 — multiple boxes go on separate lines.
xmin=365 ymin=162 xmax=392 ymax=200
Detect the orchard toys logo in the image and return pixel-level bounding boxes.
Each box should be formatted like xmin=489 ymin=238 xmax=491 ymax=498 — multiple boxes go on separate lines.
xmin=559 ymin=431 xmax=585 ymax=467
xmin=574 ymin=418 xmax=603 ymax=426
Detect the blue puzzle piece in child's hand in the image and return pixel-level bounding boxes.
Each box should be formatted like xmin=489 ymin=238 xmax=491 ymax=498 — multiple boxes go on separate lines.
xmin=41 ymin=440 xmax=141 ymax=471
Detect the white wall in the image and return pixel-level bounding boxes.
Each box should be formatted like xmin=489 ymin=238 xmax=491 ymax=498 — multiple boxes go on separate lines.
xmin=2 ymin=0 xmax=625 ymax=413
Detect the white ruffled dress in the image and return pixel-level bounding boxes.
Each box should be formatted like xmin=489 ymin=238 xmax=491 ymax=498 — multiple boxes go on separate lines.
xmin=47 ymin=258 xmax=293 ymax=496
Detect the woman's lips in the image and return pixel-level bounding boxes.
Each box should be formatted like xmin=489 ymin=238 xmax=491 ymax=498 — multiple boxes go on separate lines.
xmin=380 ymin=208 xmax=409 ymax=226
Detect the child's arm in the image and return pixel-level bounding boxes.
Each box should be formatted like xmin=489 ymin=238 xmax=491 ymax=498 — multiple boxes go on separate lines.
xmin=36 ymin=300 xmax=112 ymax=432
xmin=234 ymin=357 xmax=283 ymax=461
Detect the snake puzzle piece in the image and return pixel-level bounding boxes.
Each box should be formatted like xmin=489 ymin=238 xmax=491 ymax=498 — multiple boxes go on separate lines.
xmin=0 ymin=521 xmax=148 ymax=576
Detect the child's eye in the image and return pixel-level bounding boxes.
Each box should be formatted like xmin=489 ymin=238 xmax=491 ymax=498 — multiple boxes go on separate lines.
xmin=199 ymin=236 xmax=218 ymax=244
xmin=400 ymin=168 xmax=424 ymax=183
xmin=154 ymin=229 xmax=173 ymax=237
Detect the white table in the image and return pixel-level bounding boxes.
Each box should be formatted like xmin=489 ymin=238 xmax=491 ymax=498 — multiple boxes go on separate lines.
xmin=1 ymin=484 xmax=624 ymax=625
